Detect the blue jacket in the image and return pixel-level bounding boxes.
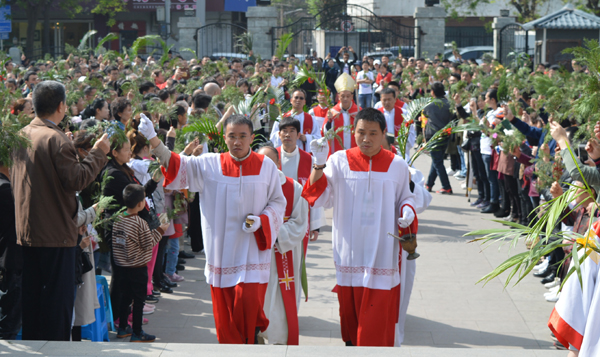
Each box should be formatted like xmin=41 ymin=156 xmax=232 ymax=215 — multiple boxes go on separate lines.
xmin=510 ymin=117 xmax=556 ymax=159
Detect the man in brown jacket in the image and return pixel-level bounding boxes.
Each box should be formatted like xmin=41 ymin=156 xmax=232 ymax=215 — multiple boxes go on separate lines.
xmin=11 ymin=80 xmax=110 ymax=341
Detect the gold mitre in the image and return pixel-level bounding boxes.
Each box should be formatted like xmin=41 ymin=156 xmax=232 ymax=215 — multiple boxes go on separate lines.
xmin=335 ymin=72 xmax=355 ymax=93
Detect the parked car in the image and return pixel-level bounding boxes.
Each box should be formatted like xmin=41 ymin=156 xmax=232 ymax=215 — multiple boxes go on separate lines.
xmin=447 ymin=46 xmax=493 ymax=64
xmin=384 ymin=46 xmax=415 ymax=58
xmin=364 ymin=51 xmax=395 ymax=63
xmin=210 ymin=52 xmax=247 ymax=61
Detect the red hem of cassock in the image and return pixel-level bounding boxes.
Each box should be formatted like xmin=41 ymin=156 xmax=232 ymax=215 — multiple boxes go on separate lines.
xmin=161 ymin=152 xmax=181 ymax=187
xmin=253 ymin=215 xmax=272 ymax=251
xmin=548 ymin=307 xmax=583 ymax=351
xmin=337 ymin=285 xmax=400 ymax=347
xmin=210 ymin=283 xmax=269 ymax=344
xmin=301 ymin=174 xmax=327 ymax=207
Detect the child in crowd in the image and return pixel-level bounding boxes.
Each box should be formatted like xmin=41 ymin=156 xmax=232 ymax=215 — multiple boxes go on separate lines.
xmin=112 ymin=184 xmax=169 ymax=342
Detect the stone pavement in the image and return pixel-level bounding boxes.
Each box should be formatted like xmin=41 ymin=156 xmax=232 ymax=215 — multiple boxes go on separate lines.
xmin=4 ymin=156 xmax=566 ymax=356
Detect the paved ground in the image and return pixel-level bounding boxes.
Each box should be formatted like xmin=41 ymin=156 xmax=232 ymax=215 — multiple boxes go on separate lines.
xmin=86 ymin=156 xmax=560 ymax=353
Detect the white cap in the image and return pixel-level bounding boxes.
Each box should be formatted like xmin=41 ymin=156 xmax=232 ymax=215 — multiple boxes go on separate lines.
xmin=374 ymin=59 xmax=381 ymax=65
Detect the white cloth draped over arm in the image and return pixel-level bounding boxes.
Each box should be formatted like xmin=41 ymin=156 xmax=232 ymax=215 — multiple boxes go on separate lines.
xmin=408 ymin=166 xmax=432 ymax=214
xmin=270 ymin=120 xmax=282 ymax=148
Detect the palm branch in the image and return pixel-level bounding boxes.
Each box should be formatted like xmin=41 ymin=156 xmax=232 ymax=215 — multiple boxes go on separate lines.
xmin=275 ymin=33 xmax=293 ymax=61
xmin=77 ymin=30 xmax=98 ymax=52
xmin=183 ymin=116 xmax=227 ymax=153
xmin=95 ymin=33 xmax=119 ymax=55
xmin=466 ymin=144 xmax=600 ymax=290
xmin=234 ymin=32 xmax=253 ymax=54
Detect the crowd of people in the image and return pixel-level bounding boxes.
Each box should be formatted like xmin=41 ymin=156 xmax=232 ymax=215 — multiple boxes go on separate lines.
xmin=0 ymin=40 xmax=598 ymax=355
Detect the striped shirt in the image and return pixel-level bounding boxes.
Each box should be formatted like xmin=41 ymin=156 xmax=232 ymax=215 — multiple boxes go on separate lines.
xmin=112 ymin=214 xmax=164 ymax=268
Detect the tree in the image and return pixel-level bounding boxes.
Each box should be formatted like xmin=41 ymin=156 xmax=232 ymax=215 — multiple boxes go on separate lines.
xmin=91 ymin=0 xmax=127 ymax=27
xmin=441 ymin=0 xmax=549 ymax=23
xmin=307 ymin=0 xmax=346 ymax=30
xmin=2 ymin=0 xmax=83 ymax=58
xmin=571 ymin=0 xmax=600 ymax=16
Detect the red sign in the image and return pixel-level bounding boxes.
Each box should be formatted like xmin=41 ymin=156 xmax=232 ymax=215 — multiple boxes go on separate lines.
xmin=341 ymin=20 xmax=353 ymax=33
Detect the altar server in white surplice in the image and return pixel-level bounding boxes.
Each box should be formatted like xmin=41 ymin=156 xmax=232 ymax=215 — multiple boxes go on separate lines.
xmin=302 ymin=108 xmax=417 ymax=347
xmin=139 ymin=113 xmax=286 ymax=344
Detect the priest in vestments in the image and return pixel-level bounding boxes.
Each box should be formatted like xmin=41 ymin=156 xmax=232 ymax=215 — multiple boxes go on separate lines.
xmin=270 ymin=88 xmax=321 ymax=153
xmin=303 ymin=108 xmax=417 ymax=347
xmin=256 ymin=146 xmax=309 ymax=345
xmin=379 ymin=88 xmax=416 ymax=162
xmin=322 ymin=73 xmax=361 ymax=155
xmin=276 ymin=116 xmax=326 ymax=240
xmin=138 ymin=113 xmax=286 ymax=344
xmin=548 ymin=221 xmax=600 ymax=356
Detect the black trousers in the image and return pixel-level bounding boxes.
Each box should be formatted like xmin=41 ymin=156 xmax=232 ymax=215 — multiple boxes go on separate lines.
xmin=21 ymin=246 xmax=76 ymax=341
xmin=0 ymin=268 xmax=22 ymax=339
xmin=153 ymin=236 xmax=169 ymax=285
xmin=188 ymin=194 xmax=203 ymax=253
xmin=505 ymin=175 xmax=521 ymax=219
xmin=117 ymin=266 xmax=147 ymax=335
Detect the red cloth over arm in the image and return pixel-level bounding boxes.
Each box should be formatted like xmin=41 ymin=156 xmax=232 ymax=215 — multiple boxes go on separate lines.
xmin=161 ymin=152 xmax=181 ymax=187
xmin=301 ymin=174 xmax=328 ymax=207
xmin=253 ymin=214 xmax=272 ymax=251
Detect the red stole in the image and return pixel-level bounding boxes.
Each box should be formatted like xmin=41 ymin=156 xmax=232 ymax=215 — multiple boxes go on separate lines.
xmin=284 ymin=111 xmax=313 ymax=135
xmin=277 ymin=177 xmax=300 ymax=345
xmin=276 ymin=146 xmax=312 ymax=186
xmin=322 ymin=101 xmax=360 ymax=154
xmin=378 ymin=105 xmax=404 ymax=137
xmin=311 ymin=105 xmax=328 ymax=119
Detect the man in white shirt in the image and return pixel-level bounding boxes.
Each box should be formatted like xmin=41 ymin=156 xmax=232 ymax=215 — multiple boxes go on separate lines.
xmin=378 ymin=88 xmax=415 ymax=162
xmin=356 ymin=62 xmax=374 ymax=110
xmin=270 ymin=64 xmax=286 ymax=89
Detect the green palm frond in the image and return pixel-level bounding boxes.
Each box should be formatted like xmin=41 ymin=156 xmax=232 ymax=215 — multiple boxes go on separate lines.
xmin=466 ymin=144 xmax=600 ymax=289
xmin=95 ymin=33 xmax=119 ymax=55
xmin=275 ymin=33 xmax=293 ymax=61
xmin=78 ymin=30 xmax=98 ymax=52
xmin=405 ymin=97 xmax=432 ymax=123
xmin=234 ymin=33 xmax=253 ymax=54
xmin=183 ymin=116 xmax=227 ymax=153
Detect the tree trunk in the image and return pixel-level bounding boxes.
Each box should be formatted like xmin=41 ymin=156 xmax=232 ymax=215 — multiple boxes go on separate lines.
xmin=25 ymin=1 xmax=41 ymax=60
xmin=43 ymin=0 xmax=51 ymax=57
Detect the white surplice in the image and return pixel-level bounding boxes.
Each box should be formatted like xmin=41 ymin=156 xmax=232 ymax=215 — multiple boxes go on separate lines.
xmin=260 ymin=171 xmax=309 ymax=345
xmin=303 ymin=147 xmax=416 ymax=345
xmin=549 ymin=245 xmax=600 ymax=355
xmin=280 ymin=146 xmax=326 ymax=230
xmin=305 ymin=147 xmax=415 ymax=289
xmin=161 ymin=150 xmax=286 ymax=288
xmin=270 ymin=112 xmax=321 ymax=153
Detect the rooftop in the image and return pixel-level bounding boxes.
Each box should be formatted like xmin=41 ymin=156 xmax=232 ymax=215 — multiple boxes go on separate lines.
xmin=523 ymin=3 xmax=600 ymax=30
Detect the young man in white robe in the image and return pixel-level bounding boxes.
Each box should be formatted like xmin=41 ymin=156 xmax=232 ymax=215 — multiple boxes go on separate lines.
xmin=270 ymin=89 xmax=321 ymax=153
xmin=379 ymin=88 xmax=416 ymax=162
xmin=302 ymin=108 xmax=417 ymax=346
xmin=276 ymin=116 xmax=326 ymax=241
xmin=308 ymin=89 xmax=330 ymax=132
xmin=256 ymin=146 xmax=308 ymax=345
xmin=138 ymin=113 xmax=286 ymax=344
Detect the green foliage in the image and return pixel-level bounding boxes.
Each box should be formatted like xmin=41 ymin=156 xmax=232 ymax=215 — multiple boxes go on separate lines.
xmin=91 ymin=0 xmax=127 ymax=27
xmin=466 ymin=145 xmax=599 ymax=289
xmin=95 ymin=33 xmax=119 ymax=55
xmin=234 ymin=33 xmax=253 ymax=54
xmin=275 ymin=33 xmax=293 ymax=61
xmin=183 ymin=116 xmax=227 ymax=153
